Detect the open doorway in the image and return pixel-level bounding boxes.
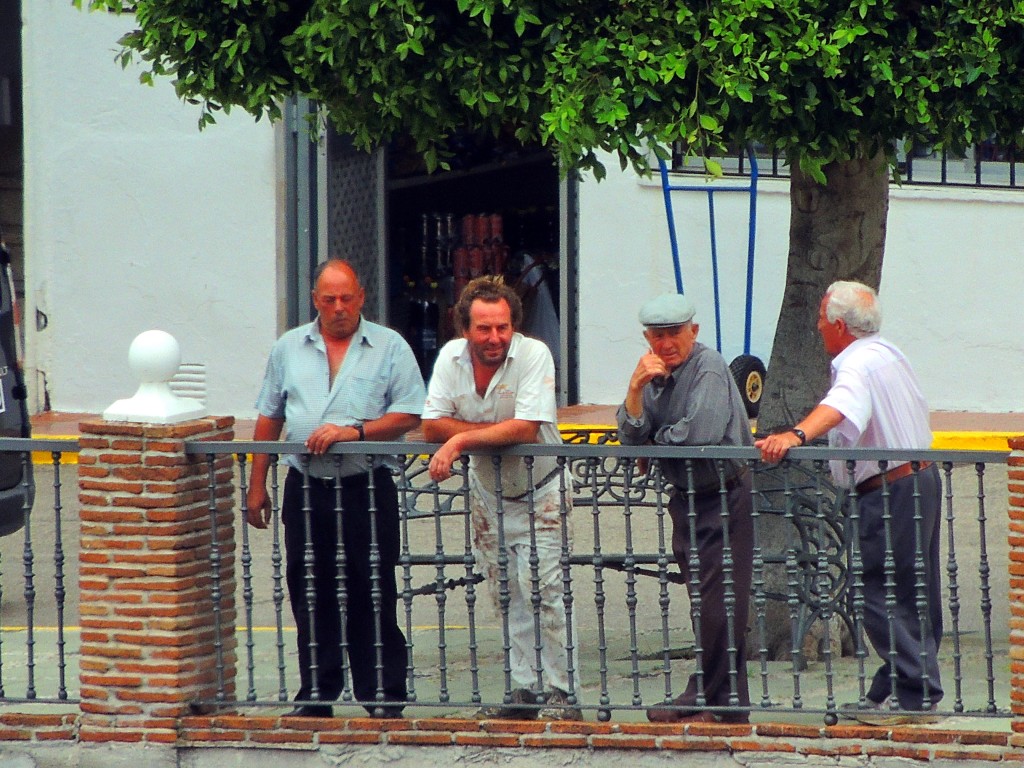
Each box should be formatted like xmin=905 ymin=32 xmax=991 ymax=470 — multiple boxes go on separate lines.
xmin=325 ymin=129 xmax=579 ymax=405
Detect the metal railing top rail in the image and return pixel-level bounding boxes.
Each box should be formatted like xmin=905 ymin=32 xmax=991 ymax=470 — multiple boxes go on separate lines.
xmin=185 ymin=439 xmax=1007 ymax=466
xmin=0 ymin=437 xmax=80 ymax=452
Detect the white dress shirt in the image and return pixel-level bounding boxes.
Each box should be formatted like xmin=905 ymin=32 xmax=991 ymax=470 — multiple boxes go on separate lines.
xmin=820 ymin=334 xmax=932 ymax=487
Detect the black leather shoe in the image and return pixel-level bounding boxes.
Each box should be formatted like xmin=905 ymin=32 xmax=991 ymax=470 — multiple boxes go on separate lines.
xmin=283 ymin=704 xmax=333 ymax=718
xmin=367 ymin=705 xmax=405 ymax=718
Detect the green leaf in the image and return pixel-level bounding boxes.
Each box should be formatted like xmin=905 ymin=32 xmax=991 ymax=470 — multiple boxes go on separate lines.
xmin=704 ymin=158 xmax=723 ymax=177
xmin=698 ymin=114 xmax=719 ymax=131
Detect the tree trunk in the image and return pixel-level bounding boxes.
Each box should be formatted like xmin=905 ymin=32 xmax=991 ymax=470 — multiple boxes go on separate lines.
xmin=758 ymin=151 xmax=890 ymax=434
xmin=755 ymin=150 xmax=889 ymax=661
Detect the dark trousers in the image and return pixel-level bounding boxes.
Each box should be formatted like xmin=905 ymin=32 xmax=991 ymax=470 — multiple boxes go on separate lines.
xmin=667 ymin=471 xmax=754 ymax=709
xmin=282 ymin=467 xmax=407 ymax=711
xmin=857 ymin=463 xmax=943 ymax=709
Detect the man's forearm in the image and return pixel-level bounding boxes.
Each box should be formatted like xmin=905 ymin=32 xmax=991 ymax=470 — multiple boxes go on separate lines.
xmin=794 ymin=404 xmax=845 ymax=443
xmin=422 ymin=416 xmax=488 ymax=443
xmin=365 ymin=412 xmax=420 ymax=441
xmin=423 ymin=417 xmax=540 ymax=447
xmin=624 ymin=386 xmax=645 ymax=419
xmin=250 ymin=415 xmax=285 ymax=485
xmin=454 ymin=419 xmax=540 ymax=450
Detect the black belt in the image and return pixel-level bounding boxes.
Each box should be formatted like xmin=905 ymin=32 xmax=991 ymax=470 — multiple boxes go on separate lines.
xmin=287 ymin=466 xmax=387 ymax=488
xmin=685 ymin=469 xmax=748 ymax=498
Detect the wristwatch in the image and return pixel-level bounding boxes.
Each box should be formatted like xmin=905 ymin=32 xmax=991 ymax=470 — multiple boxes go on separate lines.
xmin=354 ymin=423 xmax=365 ymax=441
xmin=790 ymin=428 xmax=807 ymax=446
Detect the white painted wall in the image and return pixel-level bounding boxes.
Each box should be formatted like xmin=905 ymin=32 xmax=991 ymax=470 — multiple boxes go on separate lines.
xmin=21 ymin=1 xmax=278 ymax=419
xmin=578 ymin=151 xmax=1024 ymax=413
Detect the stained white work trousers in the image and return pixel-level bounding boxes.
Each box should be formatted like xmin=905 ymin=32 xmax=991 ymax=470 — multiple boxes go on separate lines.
xmin=468 ymin=473 xmax=579 ymax=695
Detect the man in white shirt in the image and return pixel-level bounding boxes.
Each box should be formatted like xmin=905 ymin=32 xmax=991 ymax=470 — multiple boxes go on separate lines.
xmin=756 ymin=280 xmax=942 ymax=723
xmin=422 ymin=276 xmax=580 ymax=721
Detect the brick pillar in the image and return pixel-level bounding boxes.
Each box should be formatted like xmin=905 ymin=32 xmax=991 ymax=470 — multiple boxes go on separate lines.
xmin=1010 ymin=436 xmax=1024 ymax=748
xmin=76 ymin=417 xmax=237 ymax=744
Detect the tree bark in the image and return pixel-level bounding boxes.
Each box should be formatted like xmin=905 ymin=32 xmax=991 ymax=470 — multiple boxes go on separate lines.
xmin=755 ymin=150 xmax=889 ymax=661
xmin=758 ymin=151 xmax=890 ymax=434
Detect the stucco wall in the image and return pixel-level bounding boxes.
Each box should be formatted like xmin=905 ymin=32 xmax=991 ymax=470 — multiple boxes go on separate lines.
xmin=578 ymin=151 xmax=1024 ymax=413
xmin=21 ymin=1 xmax=278 ymax=419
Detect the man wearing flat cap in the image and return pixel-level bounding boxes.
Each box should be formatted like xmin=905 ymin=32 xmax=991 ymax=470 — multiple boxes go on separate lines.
xmin=616 ymin=292 xmax=753 ymax=724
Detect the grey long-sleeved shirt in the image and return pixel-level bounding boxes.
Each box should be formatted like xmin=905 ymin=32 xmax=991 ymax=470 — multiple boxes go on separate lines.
xmin=616 ymin=342 xmax=752 ymax=492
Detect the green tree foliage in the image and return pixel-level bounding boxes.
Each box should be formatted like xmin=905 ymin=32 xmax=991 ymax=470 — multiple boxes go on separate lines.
xmin=77 ymin=0 xmax=1024 ymax=179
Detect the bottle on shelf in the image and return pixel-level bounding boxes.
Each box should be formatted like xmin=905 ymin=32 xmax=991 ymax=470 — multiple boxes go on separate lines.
xmin=453 ymin=213 xmax=475 ymax=299
xmin=419 ymin=213 xmax=432 ymax=280
xmin=406 ymin=275 xmax=440 ymax=380
xmin=489 ymin=213 xmax=509 ymax=277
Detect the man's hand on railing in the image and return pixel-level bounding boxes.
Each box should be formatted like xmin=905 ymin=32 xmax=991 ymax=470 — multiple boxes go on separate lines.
xmin=246 ymin=485 xmax=272 ymax=529
xmin=305 ymin=423 xmax=361 ymax=455
xmin=428 ymin=438 xmax=462 ymax=483
xmin=755 ymin=431 xmax=803 ymax=464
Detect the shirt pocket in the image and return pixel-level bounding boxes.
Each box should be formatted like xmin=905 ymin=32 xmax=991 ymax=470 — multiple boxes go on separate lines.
xmin=347 ymin=374 xmax=390 ymax=420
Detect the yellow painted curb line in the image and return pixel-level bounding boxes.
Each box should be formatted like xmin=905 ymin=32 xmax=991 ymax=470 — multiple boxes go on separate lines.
xmin=29 ymin=435 xmax=79 ymax=465
xmin=930 ymin=431 xmax=1016 ymax=453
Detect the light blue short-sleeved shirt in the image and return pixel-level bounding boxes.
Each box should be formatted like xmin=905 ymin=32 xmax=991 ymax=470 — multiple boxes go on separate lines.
xmin=255 ymin=317 xmax=426 ymax=477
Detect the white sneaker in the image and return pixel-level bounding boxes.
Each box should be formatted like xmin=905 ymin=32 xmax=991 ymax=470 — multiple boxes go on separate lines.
xmin=848 ymin=695 xmax=943 ymax=726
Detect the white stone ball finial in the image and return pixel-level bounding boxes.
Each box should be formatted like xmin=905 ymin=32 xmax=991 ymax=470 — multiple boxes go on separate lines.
xmin=129 ymin=330 xmax=182 ymax=383
xmin=103 ymin=330 xmax=207 ymax=424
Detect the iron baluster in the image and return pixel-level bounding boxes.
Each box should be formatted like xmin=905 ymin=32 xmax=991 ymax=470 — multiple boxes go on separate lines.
xmin=21 ymin=451 xmax=35 ymax=699
xmin=458 ymin=457 xmax=482 ymax=703
xmin=205 ymin=453 xmax=227 ymax=702
xmin=238 ymin=453 xmax=258 ymax=702
xmin=51 ymin=452 xmax=67 ymax=700
xmin=975 ymin=461 xmax=997 ymax=714
xmin=942 ymin=461 xmax=964 ymax=713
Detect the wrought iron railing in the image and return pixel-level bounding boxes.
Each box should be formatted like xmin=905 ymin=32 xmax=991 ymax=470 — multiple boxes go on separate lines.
xmin=185 ymin=438 xmax=1012 ymax=725
xmin=671 ymin=143 xmax=1024 ymax=190
xmin=0 ymin=438 xmax=80 ymax=704
xmin=0 ymin=433 xmax=1009 ymax=728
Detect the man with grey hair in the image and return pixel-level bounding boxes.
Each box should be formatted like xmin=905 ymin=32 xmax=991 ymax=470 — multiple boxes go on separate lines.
xmin=617 ymin=292 xmax=754 ymax=724
xmin=756 ymin=280 xmax=943 ymax=725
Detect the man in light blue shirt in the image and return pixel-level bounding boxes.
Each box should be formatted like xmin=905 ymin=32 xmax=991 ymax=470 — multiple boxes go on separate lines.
xmin=247 ymin=259 xmax=425 ymax=719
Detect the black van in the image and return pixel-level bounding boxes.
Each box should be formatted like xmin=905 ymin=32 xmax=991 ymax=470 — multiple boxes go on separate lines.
xmin=0 ymin=230 xmax=33 ymax=536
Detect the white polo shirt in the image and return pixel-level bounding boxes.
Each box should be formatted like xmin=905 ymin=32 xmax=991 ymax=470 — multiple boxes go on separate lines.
xmin=820 ymin=334 xmax=932 ymax=487
xmin=423 ymin=333 xmax=561 ymax=498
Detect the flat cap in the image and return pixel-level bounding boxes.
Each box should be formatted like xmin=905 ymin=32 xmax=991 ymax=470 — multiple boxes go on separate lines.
xmin=638 ymin=293 xmax=696 ymax=327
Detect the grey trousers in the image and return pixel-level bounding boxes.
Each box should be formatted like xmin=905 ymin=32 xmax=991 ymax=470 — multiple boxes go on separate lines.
xmin=855 ymin=463 xmax=943 ymax=709
xmin=667 ymin=471 xmax=753 ymax=710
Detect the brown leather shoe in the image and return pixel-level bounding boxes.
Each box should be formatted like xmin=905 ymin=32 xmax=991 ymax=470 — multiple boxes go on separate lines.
xmin=647 ymin=697 xmax=750 ymax=724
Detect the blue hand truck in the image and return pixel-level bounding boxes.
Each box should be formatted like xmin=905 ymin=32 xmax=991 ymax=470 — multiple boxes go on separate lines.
xmin=657 ymin=146 xmax=767 ymax=418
